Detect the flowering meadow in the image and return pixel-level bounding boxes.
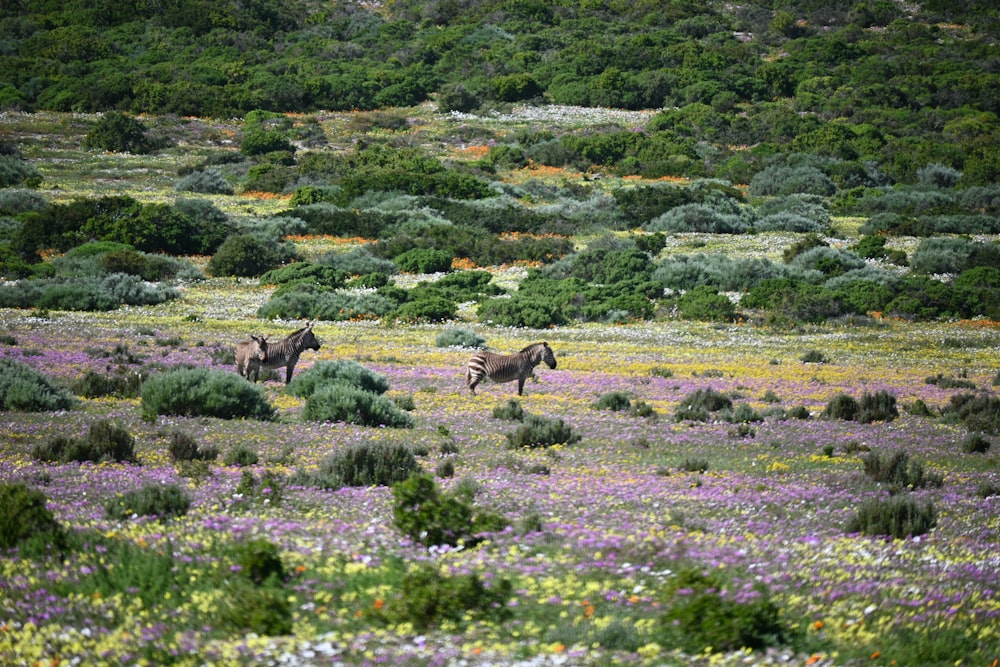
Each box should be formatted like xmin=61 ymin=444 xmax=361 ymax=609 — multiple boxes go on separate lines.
xmin=1 ymin=273 xmax=998 ymax=667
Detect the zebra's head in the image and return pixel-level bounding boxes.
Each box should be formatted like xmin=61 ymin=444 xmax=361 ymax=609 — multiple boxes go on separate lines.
xmin=539 ymin=341 xmax=556 ymax=369
xmin=251 ymin=334 xmax=268 ymax=361
xmin=299 ymin=322 xmax=321 ymax=351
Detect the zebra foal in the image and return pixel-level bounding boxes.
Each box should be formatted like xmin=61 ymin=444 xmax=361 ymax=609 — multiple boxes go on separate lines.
xmin=235 ymin=334 xmax=268 ymax=381
xmin=466 ymin=341 xmax=557 ymax=396
xmin=246 ymin=322 xmax=322 ymax=384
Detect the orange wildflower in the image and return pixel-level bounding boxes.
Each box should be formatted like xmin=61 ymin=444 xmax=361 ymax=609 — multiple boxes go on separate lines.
xmin=373 ymin=598 xmax=385 ymax=611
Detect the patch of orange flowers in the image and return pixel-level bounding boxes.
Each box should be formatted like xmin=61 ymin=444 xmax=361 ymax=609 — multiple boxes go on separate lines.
xmin=240 ymin=191 xmax=293 ymax=200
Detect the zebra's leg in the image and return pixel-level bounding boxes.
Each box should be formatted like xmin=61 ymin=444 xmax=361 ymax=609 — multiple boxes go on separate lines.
xmin=468 ymin=377 xmax=479 ymax=395
xmin=517 ymin=376 xmax=526 ymax=395
xmin=284 ymin=363 xmax=295 ymax=384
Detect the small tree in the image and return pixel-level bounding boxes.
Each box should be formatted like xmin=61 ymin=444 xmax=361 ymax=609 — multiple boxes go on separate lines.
xmin=84 ymin=112 xmax=153 ymax=154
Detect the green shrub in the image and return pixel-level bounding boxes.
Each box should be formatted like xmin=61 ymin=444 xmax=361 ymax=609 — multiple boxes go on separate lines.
xmin=32 ymin=419 xmax=137 ymax=464
xmin=286 ymin=360 xmax=390 ymax=398
xmin=435 ymin=327 xmax=487 ymax=349
xmin=676 ymin=388 xmax=733 ymax=423
xmin=71 ymin=368 xmax=144 ymax=399
xmin=749 ymin=164 xmax=836 ymax=197
xmin=656 ymin=568 xmax=795 ymax=653
xmin=492 ymin=399 xmax=525 ymax=422
xmin=302 ymin=384 xmax=413 ymax=428
xmin=0 ymin=359 xmax=79 ymax=412
xmin=593 ymin=391 xmax=632 ymax=411
xmin=679 ymin=457 xmax=710 ymax=473
xmin=477 ymin=295 xmax=568 ymax=329
xmin=304 ymin=441 xmax=421 ymax=490
xmin=0 ymin=155 xmax=42 ymax=188
xmin=206 ymin=233 xmax=298 ymax=278
xmin=940 ymin=392 xmax=1000 ymax=435
xmin=677 ymin=285 xmax=737 ymax=322
xmin=0 ymin=482 xmax=67 ymax=555
xmin=141 ymin=367 xmax=275 ymax=422
xmin=392 ymin=295 xmax=458 ymax=323
xmin=384 ymin=563 xmax=512 ymax=630
xmin=630 ymin=399 xmax=657 ymax=419
xmin=857 ymin=390 xmax=899 ymax=423
xmin=219 ymin=582 xmax=293 ymax=636
xmin=259 ymin=262 xmax=345 ymax=289
xmin=233 ymin=469 xmax=284 ymax=507
xmin=176 ymin=168 xmax=234 ymax=195
xmin=800 ymin=349 xmax=829 ymax=364
xmin=240 ymin=128 xmax=294 ymax=156
xmin=230 ymin=538 xmax=286 ymax=586
xmin=223 ymin=445 xmax=259 ymax=467
xmin=391 ymin=472 xmax=508 ymax=547
xmin=394 ymin=248 xmax=453 ymax=273
xmin=105 ymin=483 xmax=191 ymax=521
xmin=961 ymin=432 xmax=992 ymax=454
xmin=167 ymin=430 xmax=219 ymax=462
xmin=822 ymin=393 xmax=859 ymax=421
xmin=84 ymin=111 xmax=154 ymax=153
xmin=846 ymin=494 xmax=938 ymax=539
xmin=505 ymin=414 xmax=581 ymax=449
xmin=861 ymin=450 xmax=941 ymax=490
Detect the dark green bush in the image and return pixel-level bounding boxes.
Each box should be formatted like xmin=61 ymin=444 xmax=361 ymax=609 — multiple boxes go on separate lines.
xmin=593 ymin=391 xmax=632 ymax=411
xmin=240 ymin=128 xmax=295 ymax=156
xmin=286 ymin=360 xmax=390 ymax=398
xmin=391 ymin=472 xmax=508 ymax=547
xmin=304 ymin=441 xmax=421 ymax=490
xmin=70 ymin=368 xmax=144 ymax=399
xmin=749 ymin=164 xmax=836 ymax=196
xmin=206 ymin=233 xmax=298 ymax=278
xmin=857 ymin=390 xmax=899 ymax=423
xmin=391 ymin=295 xmax=458 ymax=323
xmin=822 ymin=393 xmax=859 ymax=421
xmin=477 ymin=295 xmax=568 ymax=329
xmin=435 ymin=327 xmax=486 ymax=349
xmin=861 ymin=450 xmax=941 ymax=490
xmin=302 ymin=384 xmax=413 ymax=428
xmin=800 ymin=350 xmax=829 ymax=363
xmin=219 ymin=582 xmax=293 ymax=636
xmin=940 ymin=392 xmax=1000 ymax=435
xmin=105 ymin=483 xmax=191 ymax=521
xmin=393 ymin=248 xmax=453 ymax=274
xmin=961 ymin=432 xmax=992 ymax=454
xmin=677 ymin=285 xmax=737 ymax=322
xmin=656 ymin=568 xmax=795 ymax=653
xmin=505 ymin=414 xmax=581 ymax=449
xmin=224 ymin=445 xmax=259 ymax=467
xmin=0 ymin=359 xmax=78 ymax=412
xmin=258 ymin=262 xmax=345 ymax=289
xmin=0 ymin=481 xmax=67 ymax=555
xmin=167 ymin=430 xmax=219 ymax=462
xmin=31 ymin=419 xmax=136 ymax=464
xmin=492 ymin=399 xmax=525 ymax=422
xmin=176 ymin=168 xmax=234 ymax=195
xmin=84 ymin=111 xmax=154 ymax=154
xmin=140 ymin=367 xmax=275 ymax=422
xmin=230 ymin=538 xmax=287 ymax=586
xmin=384 ymin=563 xmax=512 ymax=630
xmin=676 ymin=388 xmax=733 ymax=423
xmin=846 ymin=494 xmax=938 ymax=539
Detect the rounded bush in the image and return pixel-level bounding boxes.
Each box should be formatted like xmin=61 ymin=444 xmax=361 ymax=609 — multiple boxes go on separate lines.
xmin=0 ymin=482 xmax=67 ymax=554
xmin=176 ymin=168 xmax=234 ymax=195
xmin=593 ymin=391 xmax=632 ymax=411
xmin=105 ymin=483 xmax=191 ymax=521
xmin=0 ymin=359 xmax=78 ymax=412
xmin=207 ymin=234 xmax=297 ymax=278
xmin=846 ymin=494 xmax=937 ymax=539
xmin=307 ymin=441 xmax=421 ymax=489
xmin=141 ymin=367 xmax=275 ymax=421
xmin=505 ymin=414 xmax=581 ymax=449
xmin=677 ymin=285 xmax=737 ymax=322
xmin=84 ymin=112 xmax=153 ymax=154
xmin=286 ymin=360 xmax=390 ymax=398
xmin=435 ymin=327 xmax=486 ymax=349
xmin=302 ymin=384 xmax=413 ymax=428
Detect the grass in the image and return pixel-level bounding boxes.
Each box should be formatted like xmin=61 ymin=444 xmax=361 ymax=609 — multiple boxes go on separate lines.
xmin=1 ymin=109 xmax=998 ymax=666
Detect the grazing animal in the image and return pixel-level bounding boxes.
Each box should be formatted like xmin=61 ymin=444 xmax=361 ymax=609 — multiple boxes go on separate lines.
xmin=248 ymin=322 xmax=321 ymax=384
xmin=466 ymin=341 xmax=557 ymax=396
xmin=235 ymin=334 xmax=268 ymax=381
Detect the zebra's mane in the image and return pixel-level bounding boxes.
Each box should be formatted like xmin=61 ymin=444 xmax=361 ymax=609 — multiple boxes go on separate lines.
xmin=519 ymin=342 xmax=547 ymax=354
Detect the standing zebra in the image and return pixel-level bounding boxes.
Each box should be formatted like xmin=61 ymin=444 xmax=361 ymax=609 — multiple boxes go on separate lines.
xmin=466 ymin=342 xmax=557 ymax=396
xmin=247 ymin=322 xmax=322 ymax=384
xmin=235 ymin=335 xmax=268 ymax=381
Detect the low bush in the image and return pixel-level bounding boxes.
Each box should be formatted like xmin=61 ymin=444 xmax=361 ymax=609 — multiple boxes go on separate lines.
xmin=846 ymin=494 xmax=938 ymax=539
xmin=391 ymin=472 xmax=508 ymax=547
xmin=0 ymin=359 xmax=79 ymax=412
xmin=394 ymin=248 xmax=453 ymax=274
xmin=105 ymin=483 xmax=191 ymax=521
xmin=822 ymin=393 xmax=859 ymax=421
xmin=435 ymin=327 xmax=486 ymax=349
xmin=302 ymin=384 xmax=413 ymax=428
xmin=593 ymin=391 xmax=632 ymax=411
xmin=229 ymin=538 xmax=287 ymax=586
xmin=223 ymin=445 xmax=259 ymax=467
xmin=303 ymin=441 xmax=421 ymax=490
xmin=861 ymin=450 xmax=941 ymax=491
xmin=961 ymin=432 xmax=992 ymax=454
xmin=141 ymin=368 xmax=275 ymax=422
xmin=206 ymin=234 xmax=298 ymax=278
xmin=70 ymin=368 xmax=143 ymax=399
xmin=492 ymin=399 xmax=525 ymax=422
xmin=0 ymin=482 xmax=68 ymax=555
xmin=857 ymin=390 xmax=899 ymax=423
xmin=176 ymin=168 xmax=234 ymax=195
xmin=84 ymin=111 xmax=154 ymax=154
xmin=286 ymin=360 xmax=390 ymax=398
xmin=167 ymin=430 xmax=219 ymax=462
xmin=32 ymin=419 xmax=137 ymax=464
xmin=677 ymin=285 xmax=737 ymax=322
xmin=391 ymin=295 xmax=458 ymax=323
xmin=800 ymin=349 xmax=829 ymax=363
xmin=675 ymin=388 xmax=733 ymax=422
xmin=940 ymin=392 xmax=1000 ymax=435
xmin=383 ymin=563 xmax=512 ymax=630
xmin=505 ymin=414 xmax=581 ymax=449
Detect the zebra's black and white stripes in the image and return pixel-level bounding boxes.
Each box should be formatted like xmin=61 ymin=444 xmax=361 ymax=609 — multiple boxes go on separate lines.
xmin=466 ymin=342 xmax=557 ymax=395
xmin=246 ymin=322 xmax=321 ymax=384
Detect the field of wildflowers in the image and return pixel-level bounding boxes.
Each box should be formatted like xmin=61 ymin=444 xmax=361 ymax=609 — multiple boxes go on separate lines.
xmin=1 ymin=273 xmax=998 ymax=666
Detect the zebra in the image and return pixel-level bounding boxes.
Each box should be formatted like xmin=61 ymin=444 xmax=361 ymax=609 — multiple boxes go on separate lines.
xmin=247 ymin=322 xmax=322 ymax=384
xmin=235 ymin=334 xmax=268 ymax=381
xmin=466 ymin=341 xmax=557 ymax=396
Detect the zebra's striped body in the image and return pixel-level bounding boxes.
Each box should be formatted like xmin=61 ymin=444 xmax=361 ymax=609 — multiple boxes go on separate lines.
xmin=235 ymin=335 xmax=268 ymax=381
xmin=248 ymin=322 xmax=321 ymax=384
xmin=466 ymin=342 xmax=557 ymax=395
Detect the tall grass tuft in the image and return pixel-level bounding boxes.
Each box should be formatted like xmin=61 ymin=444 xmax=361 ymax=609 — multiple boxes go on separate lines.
xmin=846 ymin=494 xmax=938 ymax=539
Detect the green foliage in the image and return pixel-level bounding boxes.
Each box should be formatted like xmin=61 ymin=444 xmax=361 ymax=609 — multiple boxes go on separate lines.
xmin=0 ymin=358 xmax=79 ymax=412
xmin=800 ymin=350 xmax=829 ymax=364
xmin=383 ymin=563 xmax=512 ymax=630
xmin=940 ymin=392 xmax=1000 ymax=435
xmin=84 ymin=112 xmax=155 ymax=154
xmin=961 ymin=432 xmax=992 ymax=455
xmin=206 ymin=233 xmax=298 ymax=278
xmin=224 ymin=445 xmax=259 ymax=467
xmin=302 ymin=441 xmax=421 ymax=490
xmin=302 ymin=384 xmax=413 ymax=428
xmin=258 ymin=262 xmax=345 ymax=289
xmin=861 ymin=450 xmax=941 ymax=491
xmin=492 ymin=399 xmax=525 ymax=422
xmin=477 ymin=294 xmax=568 ymax=329
xmin=105 ymin=483 xmax=191 ymax=521
xmin=0 ymin=482 xmax=67 ymax=555
xmin=391 ymin=295 xmax=458 ymax=323
xmin=286 ymin=360 xmax=390 ymax=398
xmin=822 ymin=393 xmax=859 ymax=421
xmin=393 ymin=248 xmax=453 ymax=274
xmin=0 ymin=154 xmax=42 ymax=188
xmin=857 ymin=390 xmax=899 ymax=423
xmin=846 ymin=494 xmax=938 ymax=539
xmin=167 ymin=430 xmax=219 ymax=462
xmin=140 ymin=367 xmax=275 ymax=421
xmin=176 ymin=168 xmax=234 ymax=195
xmin=656 ymin=568 xmax=796 ymax=653
xmin=675 ymin=388 xmax=733 ymax=422
xmin=677 ymin=285 xmax=737 ymax=322
xmin=240 ymin=127 xmax=295 ymax=156
xmin=505 ymin=414 xmax=581 ymax=449
xmin=230 ymin=538 xmax=287 ymax=585
xmin=391 ymin=472 xmax=508 ymax=547
xmin=435 ymin=327 xmax=486 ymax=349
xmin=593 ymin=391 xmax=632 ymax=411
